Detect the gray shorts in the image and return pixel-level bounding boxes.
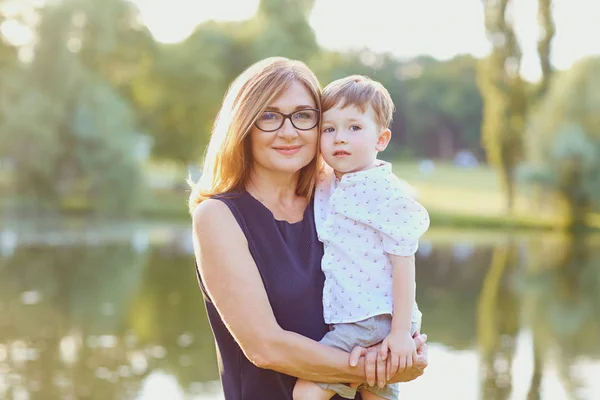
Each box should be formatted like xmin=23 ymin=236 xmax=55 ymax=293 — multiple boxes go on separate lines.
xmin=315 ymin=313 xmax=421 ymax=400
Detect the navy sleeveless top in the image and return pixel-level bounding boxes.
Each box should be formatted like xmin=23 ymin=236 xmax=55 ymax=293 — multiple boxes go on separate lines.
xmin=196 ymin=191 xmax=359 ymax=399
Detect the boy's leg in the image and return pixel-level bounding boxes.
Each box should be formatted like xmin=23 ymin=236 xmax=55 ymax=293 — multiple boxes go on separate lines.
xmin=359 ymin=384 xmax=398 ymax=400
xmin=359 ymin=386 xmax=397 ymax=400
xmin=358 ymin=317 xmax=421 ymax=400
xmin=293 ymin=379 xmax=336 ymax=400
xmin=299 ymin=321 xmax=377 ymax=400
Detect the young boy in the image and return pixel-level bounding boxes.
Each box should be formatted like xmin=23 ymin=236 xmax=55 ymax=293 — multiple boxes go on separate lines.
xmin=293 ymin=76 xmax=430 ymax=400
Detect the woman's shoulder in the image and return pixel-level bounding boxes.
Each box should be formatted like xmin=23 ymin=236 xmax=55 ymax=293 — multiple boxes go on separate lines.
xmin=317 ymin=165 xmax=334 ymax=183
xmin=194 ymin=191 xmax=245 ymax=214
xmin=192 ymin=196 xmax=239 ymax=231
xmin=193 ymin=196 xmax=228 ymax=213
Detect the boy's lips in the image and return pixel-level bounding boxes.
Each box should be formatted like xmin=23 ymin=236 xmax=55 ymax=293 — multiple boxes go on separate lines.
xmin=333 ymin=150 xmax=351 ymax=157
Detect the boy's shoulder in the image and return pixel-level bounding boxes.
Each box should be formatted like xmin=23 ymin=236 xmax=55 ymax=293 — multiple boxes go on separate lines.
xmin=386 ymin=170 xmax=419 ymax=200
xmin=361 ymin=162 xmax=419 ymax=200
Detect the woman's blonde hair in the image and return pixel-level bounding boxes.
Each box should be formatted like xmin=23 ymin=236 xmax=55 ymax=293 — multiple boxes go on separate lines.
xmin=188 ymin=57 xmax=322 ymax=214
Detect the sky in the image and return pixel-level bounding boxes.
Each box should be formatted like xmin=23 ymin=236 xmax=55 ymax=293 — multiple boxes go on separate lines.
xmin=131 ymin=0 xmax=600 ymax=82
xmin=1 ymin=0 xmax=598 ymax=82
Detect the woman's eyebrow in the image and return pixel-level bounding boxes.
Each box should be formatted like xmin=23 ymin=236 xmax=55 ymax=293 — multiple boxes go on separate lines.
xmin=264 ymin=105 xmax=315 ymax=111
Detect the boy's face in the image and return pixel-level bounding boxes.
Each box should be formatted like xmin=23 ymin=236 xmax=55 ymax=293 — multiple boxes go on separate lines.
xmin=320 ymin=103 xmax=390 ymax=178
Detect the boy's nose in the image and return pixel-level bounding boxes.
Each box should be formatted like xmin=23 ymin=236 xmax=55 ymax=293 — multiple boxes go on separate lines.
xmin=334 ymin=132 xmax=348 ymax=144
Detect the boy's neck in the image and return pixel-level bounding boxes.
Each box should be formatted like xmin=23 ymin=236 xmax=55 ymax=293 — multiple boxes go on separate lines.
xmin=334 ymin=160 xmax=379 ymax=180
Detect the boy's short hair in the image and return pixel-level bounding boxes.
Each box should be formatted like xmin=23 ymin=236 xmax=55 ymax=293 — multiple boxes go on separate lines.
xmin=321 ymin=75 xmax=395 ymax=129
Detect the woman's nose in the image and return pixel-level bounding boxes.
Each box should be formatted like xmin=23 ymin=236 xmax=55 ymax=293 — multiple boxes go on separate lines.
xmin=278 ymin=118 xmax=298 ymax=139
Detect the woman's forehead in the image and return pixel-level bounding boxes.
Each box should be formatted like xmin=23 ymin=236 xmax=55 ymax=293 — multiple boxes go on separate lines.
xmin=268 ymin=81 xmax=316 ymax=110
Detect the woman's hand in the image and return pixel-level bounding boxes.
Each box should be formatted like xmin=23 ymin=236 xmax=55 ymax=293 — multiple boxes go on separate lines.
xmin=348 ymin=331 xmax=428 ymax=388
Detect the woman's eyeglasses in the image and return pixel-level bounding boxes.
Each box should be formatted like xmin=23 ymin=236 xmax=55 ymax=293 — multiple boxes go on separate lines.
xmin=254 ymin=109 xmax=320 ymax=132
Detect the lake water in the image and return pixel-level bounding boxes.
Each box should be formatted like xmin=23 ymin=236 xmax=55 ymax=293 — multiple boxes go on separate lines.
xmin=0 ymin=219 xmax=598 ymax=399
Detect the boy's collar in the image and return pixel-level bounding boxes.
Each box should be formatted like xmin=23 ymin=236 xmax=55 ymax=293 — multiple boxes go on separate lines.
xmin=334 ymin=160 xmax=391 ymax=184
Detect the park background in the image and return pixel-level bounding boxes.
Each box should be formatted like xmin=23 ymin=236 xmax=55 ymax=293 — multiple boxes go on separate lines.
xmin=0 ymin=0 xmax=599 ymax=398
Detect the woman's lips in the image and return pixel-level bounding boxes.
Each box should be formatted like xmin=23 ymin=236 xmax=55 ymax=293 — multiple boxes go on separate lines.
xmin=273 ymin=145 xmax=302 ymax=155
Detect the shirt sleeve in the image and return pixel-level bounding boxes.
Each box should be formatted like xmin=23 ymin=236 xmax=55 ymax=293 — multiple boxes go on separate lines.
xmin=313 ymin=167 xmax=334 ymax=239
xmin=378 ymin=194 xmax=430 ymax=257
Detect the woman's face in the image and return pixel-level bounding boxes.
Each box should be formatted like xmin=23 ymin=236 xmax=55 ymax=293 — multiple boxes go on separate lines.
xmin=249 ymin=81 xmax=319 ymax=177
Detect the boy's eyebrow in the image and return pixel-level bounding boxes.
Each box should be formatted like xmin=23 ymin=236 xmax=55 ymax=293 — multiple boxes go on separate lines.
xmin=322 ymin=116 xmax=363 ymax=123
xmin=264 ymin=105 xmax=315 ymax=111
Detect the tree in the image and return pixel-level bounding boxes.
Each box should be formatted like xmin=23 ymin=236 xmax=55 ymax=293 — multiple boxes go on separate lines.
xmin=535 ymin=0 xmax=555 ymax=100
xmin=131 ymin=0 xmax=320 ymax=164
xmin=0 ymin=0 xmax=23 ymax=148
xmin=479 ymin=0 xmax=556 ymax=213
xmin=403 ymin=55 xmax=483 ymax=159
xmin=478 ymin=0 xmax=528 ymax=213
xmin=252 ymin=0 xmax=318 ymax=61
xmin=521 ymin=58 xmax=600 ymax=230
xmin=0 ymin=0 xmax=144 ymax=214
xmin=126 ymin=24 xmax=231 ymax=163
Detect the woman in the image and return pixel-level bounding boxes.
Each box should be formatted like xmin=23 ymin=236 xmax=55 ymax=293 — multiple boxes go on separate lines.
xmin=189 ymin=57 xmax=428 ymax=399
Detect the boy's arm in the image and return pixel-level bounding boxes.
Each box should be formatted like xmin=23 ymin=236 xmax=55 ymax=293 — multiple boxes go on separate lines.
xmin=389 ymin=254 xmax=415 ymax=333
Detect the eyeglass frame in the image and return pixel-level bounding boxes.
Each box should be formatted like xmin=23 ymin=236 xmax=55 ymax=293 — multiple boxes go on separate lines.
xmin=253 ymin=108 xmax=320 ymax=132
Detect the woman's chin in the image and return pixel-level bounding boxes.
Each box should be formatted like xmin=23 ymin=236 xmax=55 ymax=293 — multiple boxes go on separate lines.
xmin=270 ymin=157 xmax=313 ymax=173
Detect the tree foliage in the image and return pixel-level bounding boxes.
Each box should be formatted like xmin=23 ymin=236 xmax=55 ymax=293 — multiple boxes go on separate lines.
xmin=478 ymin=0 xmax=557 ymax=213
xmin=0 ymin=0 xmax=570 ymax=217
xmin=403 ymin=55 xmax=483 ymax=158
xmin=522 ymin=58 xmax=600 ymax=229
xmin=0 ymin=0 xmax=144 ymax=214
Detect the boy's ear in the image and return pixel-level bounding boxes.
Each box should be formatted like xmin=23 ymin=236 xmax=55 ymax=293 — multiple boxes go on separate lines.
xmin=376 ymin=129 xmax=391 ymax=151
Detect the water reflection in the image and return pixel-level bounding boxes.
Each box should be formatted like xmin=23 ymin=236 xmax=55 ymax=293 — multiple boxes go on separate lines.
xmin=518 ymin=234 xmax=600 ymax=400
xmin=0 ymin=221 xmax=598 ymax=399
xmin=476 ymin=239 xmax=520 ymax=400
xmin=0 ymin=222 xmax=216 ymax=399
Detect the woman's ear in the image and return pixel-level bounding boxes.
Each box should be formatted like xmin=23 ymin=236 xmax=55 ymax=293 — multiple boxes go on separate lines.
xmin=376 ymin=129 xmax=392 ymax=152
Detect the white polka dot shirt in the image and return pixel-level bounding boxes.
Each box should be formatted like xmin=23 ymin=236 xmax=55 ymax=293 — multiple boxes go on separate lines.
xmin=314 ymin=161 xmax=430 ymax=324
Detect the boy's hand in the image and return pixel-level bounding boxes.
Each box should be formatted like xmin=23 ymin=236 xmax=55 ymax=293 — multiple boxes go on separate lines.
xmin=379 ymin=330 xmax=417 ymax=381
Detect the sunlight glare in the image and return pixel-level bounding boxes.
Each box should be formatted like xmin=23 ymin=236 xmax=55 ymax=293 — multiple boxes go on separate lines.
xmin=0 ymin=19 xmax=34 ymax=47
xmin=131 ymin=0 xmax=259 ymax=44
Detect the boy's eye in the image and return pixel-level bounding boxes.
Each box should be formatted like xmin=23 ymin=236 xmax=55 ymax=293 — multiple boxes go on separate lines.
xmin=323 ymin=127 xmax=334 ymax=133
xmin=350 ymin=125 xmax=361 ymax=131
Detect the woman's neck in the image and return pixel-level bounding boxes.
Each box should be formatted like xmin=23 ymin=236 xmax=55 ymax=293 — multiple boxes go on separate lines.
xmin=247 ymin=169 xmax=300 ymax=205
xmin=246 ymin=168 xmax=307 ymax=223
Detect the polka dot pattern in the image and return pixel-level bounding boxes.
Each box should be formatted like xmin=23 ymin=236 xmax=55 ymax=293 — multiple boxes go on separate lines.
xmin=314 ymin=161 xmax=430 ymax=324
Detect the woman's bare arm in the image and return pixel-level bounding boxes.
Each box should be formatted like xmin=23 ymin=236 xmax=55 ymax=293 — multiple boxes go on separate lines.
xmin=193 ymin=199 xmax=368 ymax=383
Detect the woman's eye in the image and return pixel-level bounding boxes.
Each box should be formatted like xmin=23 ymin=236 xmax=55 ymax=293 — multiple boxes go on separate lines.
xmin=294 ymin=112 xmax=311 ymax=120
xmin=261 ymin=112 xmax=280 ymax=120
xmin=350 ymin=125 xmax=361 ymax=131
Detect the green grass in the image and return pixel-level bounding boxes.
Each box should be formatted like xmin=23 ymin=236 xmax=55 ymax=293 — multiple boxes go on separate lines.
xmin=2 ymin=160 xmax=599 ymax=231
xmin=391 ymin=160 xmax=600 ymax=231
xmin=392 ymin=161 xmax=529 ymax=217
xmin=145 ymin=160 xmax=567 ymax=230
